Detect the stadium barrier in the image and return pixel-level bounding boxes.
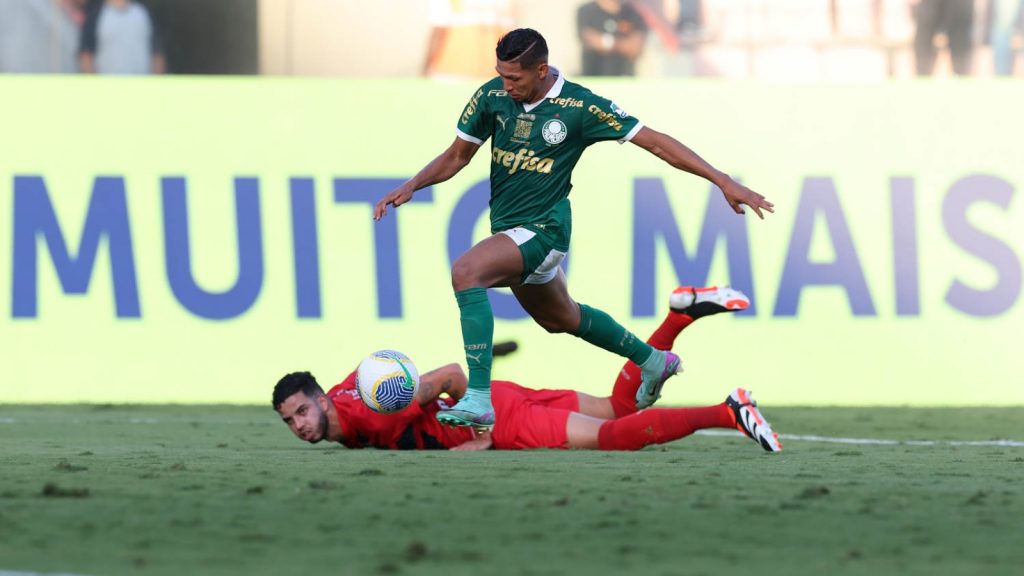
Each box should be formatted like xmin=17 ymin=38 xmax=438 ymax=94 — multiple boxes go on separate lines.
xmin=1 ymin=77 xmax=1021 ymax=404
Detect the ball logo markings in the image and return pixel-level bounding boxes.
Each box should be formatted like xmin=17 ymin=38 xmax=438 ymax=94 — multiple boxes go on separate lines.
xmin=371 ymin=371 xmax=415 ymax=412
xmin=357 ymin=349 xmax=420 ymax=414
xmin=373 ymin=350 xmax=407 ymax=362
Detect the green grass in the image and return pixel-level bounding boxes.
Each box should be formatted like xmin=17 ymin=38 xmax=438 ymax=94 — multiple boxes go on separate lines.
xmin=1 ymin=405 xmax=1022 ymax=576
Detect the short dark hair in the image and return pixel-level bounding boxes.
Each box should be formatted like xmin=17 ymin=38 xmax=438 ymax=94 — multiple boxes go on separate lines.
xmin=496 ymin=28 xmax=548 ymax=68
xmin=272 ymin=371 xmax=325 ymax=410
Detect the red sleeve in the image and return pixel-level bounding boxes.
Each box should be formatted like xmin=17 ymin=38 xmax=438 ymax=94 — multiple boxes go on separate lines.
xmin=328 ymin=371 xmax=357 ymax=393
xmin=331 ymin=370 xmax=461 ymax=449
xmin=380 ymin=395 xmax=435 ymax=431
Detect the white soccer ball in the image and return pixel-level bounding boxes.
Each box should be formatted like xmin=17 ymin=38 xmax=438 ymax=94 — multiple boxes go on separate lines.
xmin=356 ymin=350 xmax=420 ymax=414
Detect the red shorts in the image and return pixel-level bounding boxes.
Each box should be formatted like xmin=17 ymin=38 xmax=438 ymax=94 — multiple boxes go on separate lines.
xmin=490 ymin=381 xmax=579 ymax=450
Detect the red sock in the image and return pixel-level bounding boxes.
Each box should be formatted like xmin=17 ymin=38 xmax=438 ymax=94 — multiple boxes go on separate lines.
xmin=647 ymin=311 xmax=694 ymax=350
xmin=597 ymin=403 xmax=734 ymax=451
xmin=608 ymin=312 xmax=694 ymax=418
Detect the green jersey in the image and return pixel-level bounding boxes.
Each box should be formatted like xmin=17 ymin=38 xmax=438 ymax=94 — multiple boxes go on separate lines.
xmin=456 ymin=69 xmax=643 ymax=233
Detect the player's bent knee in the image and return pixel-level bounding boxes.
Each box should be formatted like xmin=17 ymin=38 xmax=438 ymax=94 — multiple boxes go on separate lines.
xmin=532 ymin=314 xmax=573 ymax=334
xmin=451 ymin=259 xmax=479 ymax=291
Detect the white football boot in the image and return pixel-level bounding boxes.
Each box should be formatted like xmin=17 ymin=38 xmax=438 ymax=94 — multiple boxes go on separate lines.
xmin=669 ymin=286 xmax=750 ymax=318
xmin=726 ymin=388 xmax=783 ymax=452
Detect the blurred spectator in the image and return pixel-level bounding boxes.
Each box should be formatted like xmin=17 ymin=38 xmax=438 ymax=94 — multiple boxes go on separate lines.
xmin=79 ymin=0 xmax=164 ymax=74
xmin=912 ymin=0 xmax=974 ymax=75
xmin=632 ymin=0 xmax=707 ymax=76
xmin=423 ymin=0 xmax=514 ymax=79
xmin=654 ymin=0 xmax=704 ymax=40
xmin=990 ymin=0 xmax=1024 ymax=74
xmin=577 ymin=0 xmax=648 ymax=75
xmin=0 ymin=0 xmax=85 ymax=73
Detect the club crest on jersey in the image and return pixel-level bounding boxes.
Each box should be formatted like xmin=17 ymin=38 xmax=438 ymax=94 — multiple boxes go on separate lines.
xmin=542 ymin=119 xmax=567 ymax=145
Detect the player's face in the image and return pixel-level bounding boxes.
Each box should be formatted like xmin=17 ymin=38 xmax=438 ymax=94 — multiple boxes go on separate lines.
xmin=276 ymin=392 xmax=329 ymax=444
xmin=496 ymin=59 xmax=547 ymax=102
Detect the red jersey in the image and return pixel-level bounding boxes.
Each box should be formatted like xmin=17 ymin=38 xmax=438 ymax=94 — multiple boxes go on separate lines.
xmin=328 ymin=375 xmax=581 ymax=450
xmin=328 ymin=372 xmax=474 ymax=449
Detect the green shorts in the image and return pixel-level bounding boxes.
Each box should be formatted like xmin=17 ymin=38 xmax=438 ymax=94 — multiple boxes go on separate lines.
xmin=498 ymin=199 xmax=572 ymax=286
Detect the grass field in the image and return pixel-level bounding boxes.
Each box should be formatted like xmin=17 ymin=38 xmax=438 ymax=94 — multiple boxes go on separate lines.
xmin=1 ymin=404 xmax=1022 ymax=576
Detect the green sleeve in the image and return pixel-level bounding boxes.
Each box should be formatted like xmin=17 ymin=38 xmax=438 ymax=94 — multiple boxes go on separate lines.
xmin=582 ymin=91 xmax=643 ymax=144
xmin=455 ymin=84 xmax=494 ymax=145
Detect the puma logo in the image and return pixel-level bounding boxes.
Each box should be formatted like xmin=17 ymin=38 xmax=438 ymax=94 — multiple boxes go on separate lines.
xmin=496 ymin=114 xmax=507 ymax=130
xmin=467 ymin=353 xmax=483 ymax=363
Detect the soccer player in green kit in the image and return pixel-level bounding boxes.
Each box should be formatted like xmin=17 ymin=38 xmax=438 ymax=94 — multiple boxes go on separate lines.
xmin=374 ymin=29 xmax=774 ymax=427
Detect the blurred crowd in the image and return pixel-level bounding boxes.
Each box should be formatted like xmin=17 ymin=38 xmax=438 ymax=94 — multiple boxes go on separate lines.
xmin=1 ymin=0 xmax=1021 ymax=78
xmin=429 ymin=0 xmax=1024 ymax=78
xmin=0 ymin=0 xmax=163 ymax=74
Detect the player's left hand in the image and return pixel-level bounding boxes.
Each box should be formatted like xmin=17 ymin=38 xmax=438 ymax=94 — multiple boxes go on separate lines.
xmin=450 ymin=430 xmax=493 ymax=451
xmin=373 ymin=185 xmax=414 ymax=221
xmin=720 ymin=179 xmax=774 ymax=219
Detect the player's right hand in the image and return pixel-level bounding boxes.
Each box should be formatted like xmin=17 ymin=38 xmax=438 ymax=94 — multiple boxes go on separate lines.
xmin=373 ymin=186 xmax=414 ymax=220
xmin=720 ymin=178 xmax=774 ymax=220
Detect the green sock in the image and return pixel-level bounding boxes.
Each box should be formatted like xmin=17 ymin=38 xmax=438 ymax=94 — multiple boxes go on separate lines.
xmin=572 ymin=303 xmax=654 ymax=366
xmin=455 ymin=288 xmax=493 ymax=393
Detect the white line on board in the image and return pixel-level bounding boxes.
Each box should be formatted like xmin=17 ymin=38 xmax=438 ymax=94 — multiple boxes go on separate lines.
xmin=696 ymin=429 xmax=1024 ymax=447
xmin=0 ymin=571 xmax=93 ymax=576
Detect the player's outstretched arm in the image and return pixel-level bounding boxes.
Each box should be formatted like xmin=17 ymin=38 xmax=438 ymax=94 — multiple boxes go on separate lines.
xmin=414 ymin=363 xmax=468 ymax=406
xmin=373 ymin=137 xmax=481 ymax=220
xmin=630 ymin=127 xmax=774 ymax=219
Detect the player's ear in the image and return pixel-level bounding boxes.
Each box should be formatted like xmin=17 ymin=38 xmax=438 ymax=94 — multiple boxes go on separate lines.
xmin=317 ymin=393 xmax=329 ymax=412
xmin=536 ymin=61 xmax=548 ymax=79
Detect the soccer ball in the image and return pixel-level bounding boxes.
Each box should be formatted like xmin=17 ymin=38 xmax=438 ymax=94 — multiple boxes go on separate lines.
xmin=356 ymin=350 xmax=420 ymax=414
